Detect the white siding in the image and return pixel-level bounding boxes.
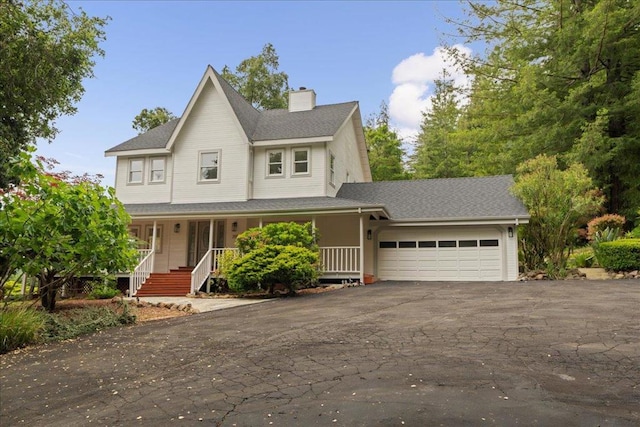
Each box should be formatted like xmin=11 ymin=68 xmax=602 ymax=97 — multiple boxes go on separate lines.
xmin=505 ymin=225 xmax=519 ymax=281
xmin=114 ymin=156 xmax=172 ymax=204
xmin=326 ymin=116 xmax=368 ymax=196
xmin=171 ymin=80 xmax=249 ymax=203
xmin=252 ymin=144 xmax=326 ymax=198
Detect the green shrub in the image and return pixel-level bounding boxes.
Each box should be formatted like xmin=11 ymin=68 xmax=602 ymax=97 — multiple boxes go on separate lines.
xmin=236 ymin=222 xmax=318 ymax=254
xmin=0 ymin=307 xmax=47 ymax=353
xmin=587 ymin=214 xmax=625 ymax=241
xmin=88 ymin=280 xmax=119 ymax=300
xmin=592 ymin=227 xmax=620 ymax=246
xmin=568 ymin=249 xmax=595 ymax=268
xmin=227 ymin=245 xmax=319 ymax=293
xmin=594 ymin=239 xmax=640 ymax=271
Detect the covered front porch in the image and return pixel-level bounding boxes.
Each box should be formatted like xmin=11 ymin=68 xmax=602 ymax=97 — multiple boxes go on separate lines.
xmin=126 ymin=203 xmax=387 ymax=296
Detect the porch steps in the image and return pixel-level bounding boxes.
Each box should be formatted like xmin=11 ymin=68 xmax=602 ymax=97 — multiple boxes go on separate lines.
xmin=135 ymin=267 xmax=194 ymax=297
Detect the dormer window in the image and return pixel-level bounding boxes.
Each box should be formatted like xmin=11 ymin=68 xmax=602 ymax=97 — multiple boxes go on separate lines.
xmin=292 ymin=148 xmax=310 ymax=175
xmin=199 ymin=151 xmax=220 ymax=182
xmin=267 ymin=149 xmax=284 ymax=177
xmin=128 ymin=159 xmax=144 ymax=184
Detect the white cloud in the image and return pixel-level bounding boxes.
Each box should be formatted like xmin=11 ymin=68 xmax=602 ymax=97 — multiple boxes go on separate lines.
xmin=388 ymin=44 xmax=472 ymax=139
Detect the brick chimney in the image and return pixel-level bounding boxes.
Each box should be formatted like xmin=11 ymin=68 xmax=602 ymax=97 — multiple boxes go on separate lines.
xmin=288 ymin=87 xmax=316 ymax=112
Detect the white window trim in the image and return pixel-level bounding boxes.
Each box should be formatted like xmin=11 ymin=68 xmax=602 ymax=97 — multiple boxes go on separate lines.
xmin=198 ymin=150 xmax=221 ymax=183
xmin=329 ymin=152 xmax=336 ymax=187
xmin=291 ymin=147 xmax=311 ymax=176
xmin=149 ymin=157 xmax=166 ymax=184
xmin=266 ymin=148 xmax=285 ymax=178
xmin=127 ymin=158 xmax=144 ymax=185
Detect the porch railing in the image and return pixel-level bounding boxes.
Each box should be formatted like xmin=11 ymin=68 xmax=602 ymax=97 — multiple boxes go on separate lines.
xmin=190 ymin=248 xmax=241 ymax=294
xmin=130 ymin=249 xmax=154 ymax=297
xmin=320 ymin=246 xmax=360 ymax=274
xmin=189 ymin=246 xmax=360 ymax=293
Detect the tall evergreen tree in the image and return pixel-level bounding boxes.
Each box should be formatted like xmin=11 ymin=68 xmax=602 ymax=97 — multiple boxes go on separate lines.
xmin=411 ymin=72 xmax=470 ymax=178
xmin=446 ymin=0 xmax=640 ymax=217
xmin=364 ymin=102 xmax=408 ymax=181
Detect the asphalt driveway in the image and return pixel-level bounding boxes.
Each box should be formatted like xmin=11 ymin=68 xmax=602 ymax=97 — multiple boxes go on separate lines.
xmin=1 ymin=280 xmax=639 ymax=426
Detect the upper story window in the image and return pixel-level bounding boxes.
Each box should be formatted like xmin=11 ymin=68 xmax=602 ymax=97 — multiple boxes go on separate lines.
xmin=292 ymin=148 xmax=310 ymax=175
xmin=149 ymin=157 xmax=165 ymax=183
xmin=128 ymin=158 xmax=144 ymax=184
xmin=329 ymin=153 xmax=336 ymax=185
xmin=267 ymin=149 xmax=284 ymax=177
xmin=199 ymin=151 xmax=220 ymax=182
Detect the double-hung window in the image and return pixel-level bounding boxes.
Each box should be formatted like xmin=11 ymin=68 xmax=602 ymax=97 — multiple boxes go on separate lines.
xmin=292 ymin=148 xmax=310 ymax=175
xmin=199 ymin=151 xmax=220 ymax=182
xmin=128 ymin=159 xmax=144 ymax=184
xmin=329 ymin=153 xmax=336 ymax=185
xmin=267 ymin=149 xmax=284 ymax=176
xmin=149 ymin=157 xmax=165 ymax=183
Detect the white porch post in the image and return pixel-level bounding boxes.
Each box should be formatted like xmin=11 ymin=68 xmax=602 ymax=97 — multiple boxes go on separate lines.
xmin=206 ymin=219 xmax=214 ymax=292
xmin=311 ymin=215 xmax=316 ymax=242
xmin=151 ymin=220 xmax=157 ymax=270
xmin=359 ymin=213 xmax=365 ymax=284
xmin=151 ymin=220 xmax=157 ymax=252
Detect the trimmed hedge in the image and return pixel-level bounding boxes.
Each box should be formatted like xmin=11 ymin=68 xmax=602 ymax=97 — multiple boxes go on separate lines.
xmin=595 ymin=239 xmax=640 ymax=271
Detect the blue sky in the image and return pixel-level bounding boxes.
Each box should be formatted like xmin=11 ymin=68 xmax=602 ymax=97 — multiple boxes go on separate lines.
xmin=37 ymin=1 xmax=475 ymax=186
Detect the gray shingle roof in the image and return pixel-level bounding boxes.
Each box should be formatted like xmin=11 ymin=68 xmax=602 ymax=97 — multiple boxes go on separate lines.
xmin=105 ymin=118 xmax=179 ymax=153
xmin=105 ymin=67 xmax=357 ymax=154
xmin=124 ymin=197 xmax=385 ymax=217
xmin=212 ymin=68 xmax=261 ymax=138
xmin=336 ymin=175 xmax=530 ymax=221
xmin=251 ymin=102 xmax=357 ymax=141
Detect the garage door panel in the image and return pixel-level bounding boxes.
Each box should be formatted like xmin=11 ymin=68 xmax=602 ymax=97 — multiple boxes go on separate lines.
xmin=378 ymin=227 xmax=504 ymax=281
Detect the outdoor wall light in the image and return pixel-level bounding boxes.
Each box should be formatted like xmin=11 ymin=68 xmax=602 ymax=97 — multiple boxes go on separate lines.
xmin=174 ymin=223 xmax=181 ymax=233
xmin=508 ymin=227 xmax=514 ymax=238
xmin=367 ymin=229 xmax=372 ymax=240
xmin=232 ymin=221 xmax=238 ymax=232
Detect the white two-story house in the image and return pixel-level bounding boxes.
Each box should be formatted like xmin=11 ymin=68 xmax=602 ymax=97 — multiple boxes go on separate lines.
xmin=105 ymin=66 xmax=529 ymax=296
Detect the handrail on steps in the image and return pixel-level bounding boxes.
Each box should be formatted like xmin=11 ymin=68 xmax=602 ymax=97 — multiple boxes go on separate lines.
xmin=129 ymin=249 xmax=154 ymax=297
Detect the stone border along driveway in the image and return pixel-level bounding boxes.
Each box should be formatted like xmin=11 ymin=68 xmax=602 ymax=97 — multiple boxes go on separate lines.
xmin=1 ymin=280 xmax=638 ymax=426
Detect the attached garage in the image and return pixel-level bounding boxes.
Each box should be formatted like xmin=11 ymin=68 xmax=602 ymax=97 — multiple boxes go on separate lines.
xmin=377 ymin=227 xmax=505 ymax=281
xmin=337 ymin=175 xmax=530 ymax=282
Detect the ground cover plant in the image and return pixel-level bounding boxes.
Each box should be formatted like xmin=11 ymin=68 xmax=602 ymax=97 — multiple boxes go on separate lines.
xmin=0 ymin=300 xmax=136 ymax=354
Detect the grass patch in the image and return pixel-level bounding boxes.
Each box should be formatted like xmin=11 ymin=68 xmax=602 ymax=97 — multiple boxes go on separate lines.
xmin=1 ymin=301 xmax=136 ymax=354
xmin=0 ymin=306 xmax=47 ymax=354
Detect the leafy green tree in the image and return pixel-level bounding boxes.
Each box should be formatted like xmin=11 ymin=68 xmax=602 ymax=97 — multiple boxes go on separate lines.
xmin=132 ymin=107 xmax=176 ymax=134
xmin=221 ymin=43 xmax=289 ymax=110
xmin=364 ymin=102 xmax=408 ymax=181
xmin=446 ymin=0 xmax=640 ymax=219
xmin=0 ymin=0 xmax=108 ymax=188
xmin=0 ymin=151 xmax=138 ymax=311
xmin=511 ymin=154 xmax=604 ymax=276
xmin=411 ymin=72 xmax=471 ymax=179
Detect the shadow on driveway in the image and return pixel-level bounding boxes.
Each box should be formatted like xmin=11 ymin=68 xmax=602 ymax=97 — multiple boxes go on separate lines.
xmin=1 ymin=280 xmax=639 ymax=426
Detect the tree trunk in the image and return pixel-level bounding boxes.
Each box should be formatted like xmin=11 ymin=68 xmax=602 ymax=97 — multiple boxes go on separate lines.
xmin=40 ymin=285 xmax=57 ymax=312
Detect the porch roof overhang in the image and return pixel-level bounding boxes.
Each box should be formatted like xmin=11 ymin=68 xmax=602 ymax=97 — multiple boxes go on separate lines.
xmin=124 ymin=197 xmax=389 ymax=220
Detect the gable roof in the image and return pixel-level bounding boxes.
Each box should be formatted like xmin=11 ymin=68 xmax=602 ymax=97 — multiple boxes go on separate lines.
xmin=252 ymin=102 xmax=358 ymax=141
xmin=105 ymin=66 xmax=359 ymax=154
xmin=336 ymin=175 xmax=530 ymax=222
xmin=105 ymin=118 xmax=179 ymax=153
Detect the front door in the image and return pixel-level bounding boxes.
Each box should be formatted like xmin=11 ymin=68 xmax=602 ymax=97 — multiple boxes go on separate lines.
xmin=187 ymin=220 xmax=226 ymax=266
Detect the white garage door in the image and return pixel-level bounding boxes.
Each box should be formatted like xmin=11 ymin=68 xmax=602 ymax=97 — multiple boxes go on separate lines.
xmin=377 ymin=228 xmax=503 ymax=281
